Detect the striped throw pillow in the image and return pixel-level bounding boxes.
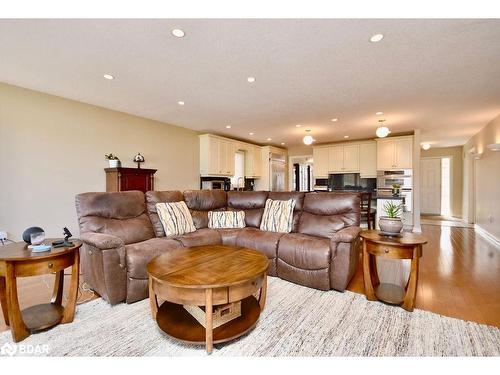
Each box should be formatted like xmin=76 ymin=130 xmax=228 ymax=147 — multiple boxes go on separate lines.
xmin=208 ymin=211 xmax=246 ymax=229
xmin=260 ymin=198 xmax=296 ymax=233
xmin=155 ymin=201 xmax=196 ymax=237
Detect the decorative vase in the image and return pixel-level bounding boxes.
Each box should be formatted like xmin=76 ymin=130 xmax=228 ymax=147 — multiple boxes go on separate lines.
xmin=379 ymin=216 xmax=403 ymax=235
xmin=108 ymin=160 xmax=121 ymax=168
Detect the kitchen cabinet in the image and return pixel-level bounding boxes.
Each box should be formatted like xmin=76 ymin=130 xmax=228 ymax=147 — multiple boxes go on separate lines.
xmin=245 ymin=145 xmax=262 ymax=178
xmin=329 ymin=146 xmax=344 ymax=172
xmin=327 ymin=144 xmax=360 ymax=173
xmin=313 ymin=147 xmax=330 ymax=178
xmin=359 ymin=142 xmax=377 ymax=178
xmin=199 ymin=134 xmax=236 ymax=176
xmin=376 ymin=136 xmax=413 ymax=170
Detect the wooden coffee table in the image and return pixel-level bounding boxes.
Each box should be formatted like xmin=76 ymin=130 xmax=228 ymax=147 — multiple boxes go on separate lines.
xmin=360 ymin=230 xmax=427 ymax=311
xmin=0 ymin=239 xmax=81 ymax=342
xmin=147 ymin=245 xmax=268 ymax=354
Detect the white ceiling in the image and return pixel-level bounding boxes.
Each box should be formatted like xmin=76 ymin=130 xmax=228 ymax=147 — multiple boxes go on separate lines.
xmin=1 ymin=19 xmax=499 ymax=148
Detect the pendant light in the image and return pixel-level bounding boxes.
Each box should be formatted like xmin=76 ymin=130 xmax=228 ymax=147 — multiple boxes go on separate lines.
xmin=303 ymin=129 xmax=314 ymax=145
xmin=376 ymin=119 xmax=390 ymax=138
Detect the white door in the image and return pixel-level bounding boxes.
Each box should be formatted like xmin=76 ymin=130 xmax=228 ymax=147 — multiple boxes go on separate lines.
xmin=420 ymin=158 xmax=441 ymax=215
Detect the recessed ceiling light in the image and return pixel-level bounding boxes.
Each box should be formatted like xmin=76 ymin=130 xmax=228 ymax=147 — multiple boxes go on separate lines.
xmin=177 ymin=101 xmax=185 ymax=106
xmin=280 ymin=142 xmax=285 ymax=145
xmin=344 ymin=135 xmax=349 ymax=139
xmin=247 ymin=77 xmax=256 ymax=83
xmin=370 ymin=34 xmax=384 ymax=43
xmin=331 ymin=118 xmax=338 ymax=122
xmin=266 ymin=137 xmax=272 ymax=141
xmin=226 ymin=125 xmax=232 ymax=129
xmin=422 ymin=143 xmax=431 ymax=150
xmin=171 ymin=29 xmax=185 ymax=38
xmin=249 ymin=132 xmax=254 ymax=135
xmin=103 ymin=74 xmax=115 ymax=80
xmin=296 ymin=124 xmax=302 ymax=128
xmin=376 ymin=111 xmax=384 ymax=115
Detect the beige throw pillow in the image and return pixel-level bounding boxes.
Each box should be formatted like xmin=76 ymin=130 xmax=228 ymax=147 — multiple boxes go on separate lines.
xmin=156 ymin=201 xmax=196 ymax=237
xmin=260 ymin=198 xmax=296 ymax=233
xmin=208 ymin=210 xmax=246 ymax=229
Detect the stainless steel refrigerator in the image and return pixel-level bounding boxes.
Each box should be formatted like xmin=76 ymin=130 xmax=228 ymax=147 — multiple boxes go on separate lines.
xmin=269 ymin=153 xmax=286 ymax=191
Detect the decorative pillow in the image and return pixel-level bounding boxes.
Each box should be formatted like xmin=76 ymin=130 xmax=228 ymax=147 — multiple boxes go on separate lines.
xmin=208 ymin=211 xmax=246 ymax=229
xmin=155 ymin=201 xmax=196 ymax=237
xmin=260 ymin=198 xmax=296 ymax=233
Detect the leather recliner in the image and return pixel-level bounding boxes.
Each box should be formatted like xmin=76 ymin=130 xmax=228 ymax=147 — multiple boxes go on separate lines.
xmin=76 ymin=190 xmax=361 ymax=304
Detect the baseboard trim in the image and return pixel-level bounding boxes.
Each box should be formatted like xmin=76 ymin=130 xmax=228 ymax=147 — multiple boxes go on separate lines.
xmin=474 ymin=225 xmax=500 ymax=249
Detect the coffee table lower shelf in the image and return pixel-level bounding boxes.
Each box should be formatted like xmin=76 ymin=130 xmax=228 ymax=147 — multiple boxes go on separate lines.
xmin=156 ymin=296 xmax=260 ymax=345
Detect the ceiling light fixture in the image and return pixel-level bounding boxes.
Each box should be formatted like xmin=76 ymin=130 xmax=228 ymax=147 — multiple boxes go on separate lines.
xmin=370 ymin=34 xmax=384 ymax=43
xmin=303 ymin=129 xmax=314 ymax=145
xmin=249 ymin=132 xmax=254 ymax=135
xmin=376 ymin=111 xmax=384 ymax=115
xmin=171 ymin=29 xmax=185 ymax=38
xmin=247 ymin=77 xmax=256 ymax=83
xmin=225 ymin=125 xmax=232 ymax=129
xmin=344 ymin=135 xmax=349 ymax=139
xmin=177 ymin=101 xmax=185 ymax=106
xmin=281 ymin=142 xmax=285 ymax=145
xmin=376 ymin=119 xmax=390 ymax=138
xmin=331 ymin=118 xmax=338 ymax=122
xmin=266 ymin=137 xmax=272 ymax=141
xmin=296 ymin=124 xmax=302 ymax=128
xmin=421 ymin=143 xmax=431 ymax=151
xmin=103 ymin=74 xmax=115 ymax=80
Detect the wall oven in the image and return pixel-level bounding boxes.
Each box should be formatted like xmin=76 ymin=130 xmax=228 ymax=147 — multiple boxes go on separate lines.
xmin=377 ymin=169 xmax=412 ymax=189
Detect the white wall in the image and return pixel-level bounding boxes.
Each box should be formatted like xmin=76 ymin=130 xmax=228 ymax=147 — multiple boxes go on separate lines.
xmin=0 ymin=82 xmax=200 ymax=240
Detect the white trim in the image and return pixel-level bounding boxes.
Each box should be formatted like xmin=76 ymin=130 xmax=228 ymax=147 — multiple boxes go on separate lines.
xmin=475 ymin=224 xmax=500 ymax=249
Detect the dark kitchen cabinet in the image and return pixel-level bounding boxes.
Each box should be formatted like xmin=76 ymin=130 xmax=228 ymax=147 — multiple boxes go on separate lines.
xmin=105 ymin=167 xmax=157 ymax=193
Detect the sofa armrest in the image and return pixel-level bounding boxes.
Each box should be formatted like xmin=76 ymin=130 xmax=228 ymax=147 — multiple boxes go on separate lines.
xmin=331 ymin=226 xmax=362 ymax=243
xmin=80 ymin=232 xmax=124 ymax=250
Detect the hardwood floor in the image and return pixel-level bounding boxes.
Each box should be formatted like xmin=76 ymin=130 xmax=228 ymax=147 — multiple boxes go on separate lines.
xmin=1 ymin=223 xmax=499 ymax=336
xmin=348 ymin=224 xmax=500 ymax=327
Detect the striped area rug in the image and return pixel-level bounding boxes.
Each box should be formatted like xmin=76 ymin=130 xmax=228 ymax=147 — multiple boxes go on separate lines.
xmin=1 ymin=277 xmax=498 ymax=356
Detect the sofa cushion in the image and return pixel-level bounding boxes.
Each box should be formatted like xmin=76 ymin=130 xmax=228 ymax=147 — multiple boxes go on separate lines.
xmin=227 ymin=191 xmax=268 ymax=227
xmin=76 ymin=191 xmax=154 ymax=245
xmin=171 ymin=228 xmax=222 ymax=247
xmin=125 ymin=238 xmax=182 ymax=279
xmin=277 ymin=233 xmax=331 ymax=270
xmin=236 ymin=227 xmax=284 ymax=260
xmin=156 ymin=201 xmax=196 ymax=236
xmin=183 ymin=190 xmax=227 ymax=229
xmin=208 ymin=210 xmax=246 ymax=229
xmin=145 ymin=191 xmax=184 ymax=237
xmin=298 ymin=193 xmax=360 ymax=238
xmin=217 ymin=228 xmax=250 ymax=246
xmin=268 ymin=192 xmax=305 ymax=232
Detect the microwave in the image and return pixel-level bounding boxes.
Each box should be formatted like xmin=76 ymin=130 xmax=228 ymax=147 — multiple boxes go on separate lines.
xmin=201 ymin=180 xmax=226 ymax=190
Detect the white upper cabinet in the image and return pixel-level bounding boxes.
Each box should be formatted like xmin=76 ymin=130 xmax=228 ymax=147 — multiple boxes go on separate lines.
xmin=342 ymin=144 xmax=360 ymax=172
xmin=376 ymin=135 xmax=413 ymax=170
xmin=329 ymin=145 xmax=344 ymax=172
xmin=313 ymin=147 xmax=330 ymax=178
xmin=245 ymin=145 xmax=262 ymax=178
xmin=359 ymin=142 xmax=377 ymax=178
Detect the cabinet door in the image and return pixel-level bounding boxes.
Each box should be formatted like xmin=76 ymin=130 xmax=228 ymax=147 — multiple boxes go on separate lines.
xmin=343 ymin=144 xmax=360 ymax=172
xmin=359 ymin=142 xmax=377 ymax=178
xmin=394 ymin=138 xmax=413 ymax=168
xmin=225 ymin=141 xmax=236 ymax=175
xmin=313 ymin=147 xmax=329 ymax=177
xmin=376 ymin=139 xmax=395 ymax=170
xmin=329 ymin=145 xmax=344 ymax=172
xmin=208 ymin=137 xmax=220 ymax=174
xmin=252 ymin=146 xmax=262 ymax=177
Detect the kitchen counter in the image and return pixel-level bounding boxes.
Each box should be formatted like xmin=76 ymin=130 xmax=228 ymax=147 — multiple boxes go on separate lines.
xmin=374 ymin=195 xmax=405 ymax=200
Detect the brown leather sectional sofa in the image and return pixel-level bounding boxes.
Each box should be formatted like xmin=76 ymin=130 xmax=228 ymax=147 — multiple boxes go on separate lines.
xmin=75 ymin=190 xmax=361 ymax=304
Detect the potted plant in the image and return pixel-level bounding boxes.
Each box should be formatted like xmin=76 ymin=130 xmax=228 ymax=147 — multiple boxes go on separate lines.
xmin=105 ymin=153 xmax=121 ymax=168
xmin=379 ymin=201 xmax=403 ymax=235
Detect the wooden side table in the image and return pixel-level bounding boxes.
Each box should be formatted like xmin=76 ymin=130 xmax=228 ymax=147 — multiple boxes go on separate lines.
xmin=0 ymin=239 xmax=81 ymax=342
xmin=360 ymin=230 xmax=427 ymax=312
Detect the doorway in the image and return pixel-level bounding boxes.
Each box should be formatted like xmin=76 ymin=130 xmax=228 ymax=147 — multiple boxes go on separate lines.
xmin=288 ymin=155 xmax=313 ymax=192
xmin=420 ymin=156 xmax=452 ymax=217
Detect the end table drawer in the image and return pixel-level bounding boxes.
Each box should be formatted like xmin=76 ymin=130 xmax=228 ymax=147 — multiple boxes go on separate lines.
xmin=365 ymin=242 xmax=414 ymax=259
xmin=15 ymin=252 xmax=75 ymax=277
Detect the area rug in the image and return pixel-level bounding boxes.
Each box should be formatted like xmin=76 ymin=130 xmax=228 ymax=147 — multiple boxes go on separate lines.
xmin=1 ymin=277 xmax=499 ymax=356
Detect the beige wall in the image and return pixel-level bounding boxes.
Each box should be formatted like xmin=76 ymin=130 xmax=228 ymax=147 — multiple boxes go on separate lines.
xmin=463 ymin=114 xmax=500 ymax=240
xmin=421 ymin=146 xmax=463 ymax=218
xmin=0 ymin=83 xmax=200 ymax=240
xmin=287 ymin=145 xmax=313 ymax=157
